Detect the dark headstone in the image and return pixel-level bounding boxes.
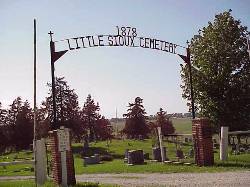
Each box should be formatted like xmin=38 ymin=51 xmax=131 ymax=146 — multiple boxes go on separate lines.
xmin=152 ymin=147 xmax=167 ymax=161
xmin=83 ymin=154 xmax=100 ymax=166
xmin=188 ymin=148 xmax=194 ymax=158
xmin=139 ymin=135 xmax=143 ymax=140
xmin=124 ymin=149 xmax=129 ymax=159
xmin=213 ymin=143 xmax=219 ymax=149
xmin=127 ymin=150 xmax=144 ymax=165
xmin=143 ymin=153 xmax=149 ymax=160
xmin=176 ymin=149 xmax=184 ymax=159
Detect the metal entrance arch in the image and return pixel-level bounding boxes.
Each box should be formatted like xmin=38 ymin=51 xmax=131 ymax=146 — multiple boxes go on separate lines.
xmin=48 ymin=26 xmax=195 ymax=129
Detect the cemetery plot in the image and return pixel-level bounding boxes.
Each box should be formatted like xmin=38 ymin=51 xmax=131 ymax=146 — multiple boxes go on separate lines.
xmin=1 ymin=139 xmax=250 ymax=176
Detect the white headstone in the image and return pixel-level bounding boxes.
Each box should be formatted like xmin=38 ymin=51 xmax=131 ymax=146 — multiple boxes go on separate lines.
xmin=157 ymin=127 xmax=166 ymax=162
xmin=36 ymin=138 xmax=47 ymax=185
xmin=57 ymin=127 xmax=70 ymax=187
xmin=220 ymin=126 xmax=229 ymax=161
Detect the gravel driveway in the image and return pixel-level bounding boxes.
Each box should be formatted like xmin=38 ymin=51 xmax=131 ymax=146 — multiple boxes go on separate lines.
xmin=76 ymin=171 xmax=250 ymax=187
xmin=1 ymin=171 xmax=249 ymax=186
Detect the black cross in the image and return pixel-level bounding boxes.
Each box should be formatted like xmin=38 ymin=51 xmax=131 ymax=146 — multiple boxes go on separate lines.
xmin=48 ymin=31 xmax=54 ymax=41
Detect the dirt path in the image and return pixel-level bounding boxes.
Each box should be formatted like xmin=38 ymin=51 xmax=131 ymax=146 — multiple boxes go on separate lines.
xmin=76 ymin=171 xmax=250 ymax=187
xmin=1 ymin=171 xmax=250 ymax=186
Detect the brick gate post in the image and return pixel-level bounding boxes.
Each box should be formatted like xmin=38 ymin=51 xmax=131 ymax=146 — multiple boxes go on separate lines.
xmin=192 ymin=118 xmax=214 ymax=166
xmin=48 ymin=128 xmax=76 ymax=186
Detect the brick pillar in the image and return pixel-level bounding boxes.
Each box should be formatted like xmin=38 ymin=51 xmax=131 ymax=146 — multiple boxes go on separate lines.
xmin=48 ymin=129 xmax=76 ymax=186
xmin=49 ymin=130 xmax=62 ymax=185
xmin=192 ymin=118 xmax=214 ymax=166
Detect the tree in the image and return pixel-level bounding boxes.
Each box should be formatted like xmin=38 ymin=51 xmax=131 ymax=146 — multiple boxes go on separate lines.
xmin=123 ymin=97 xmax=150 ymax=138
xmin=3 ymin=98 xmax=34 ymax=150
xmin=181 ymin=10 xmax=250 ymax=132
xmin=96 ymin=116 xmax=113 ymax=140
xmin=81 ymin=94 xmax=100 ymax=142
xmin=6 ymin=97 xmax=23 ymax=148
xmin=0 ymin=102 xmax=7 ymax=125
xmin=156 ymin=108 xmax=175 ymax=136
xmin=43 ymin=77 xmax=83 ymax=139
xmin=13 ymin=100 xmax=33 ymax=149
xmin=0 ymin=102 xmax=8 ymax=152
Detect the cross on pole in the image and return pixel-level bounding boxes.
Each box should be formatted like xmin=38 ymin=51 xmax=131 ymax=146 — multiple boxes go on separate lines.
xmin=48 ymin=30 xmax=58 ymax=129
xmin=48 ymin=31 xmax=54 ymax=41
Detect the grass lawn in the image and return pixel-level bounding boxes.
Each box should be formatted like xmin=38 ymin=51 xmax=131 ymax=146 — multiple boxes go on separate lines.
xmin=0 ymin=180 xmax=119 ymax=187
xmin=74 ymin=158 xmax=249 ymax=174
xmin=0 ymin=163 xmax=33 ymax=176
xmin=74 ymin=139 xmax=193 ymax=160
xmin=73 ymin=139 xmax=250 ymax=174
xmin=0 ymin=150 xmax=34 ymax=176
xmin=1 ymin=139 xmax=250 ymax=176
xmin=0 ymin=150 xmax=33 ymax=162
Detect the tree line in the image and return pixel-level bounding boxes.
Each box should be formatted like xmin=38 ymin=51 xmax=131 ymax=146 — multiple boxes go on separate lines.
xmin=0 ymin=77 xmax=112 ymax=152
xmin=0 ymin=77 xmax=175 ymax=153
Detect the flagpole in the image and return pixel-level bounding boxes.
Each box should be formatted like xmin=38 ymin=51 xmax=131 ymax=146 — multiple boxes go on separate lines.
xmin=33 ymin=18 xmax=38 ymax=187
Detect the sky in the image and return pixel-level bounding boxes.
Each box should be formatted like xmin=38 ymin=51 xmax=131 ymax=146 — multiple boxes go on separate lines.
xmin=0 ymin=0 xmax=250 ymax=118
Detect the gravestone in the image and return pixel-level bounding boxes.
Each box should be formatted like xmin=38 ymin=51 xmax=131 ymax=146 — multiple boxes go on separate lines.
xmin=35 ymin=138 xmax=47 ymax=185
xmin=220 ymin=126 xmax=228 ymax=161
xmin=143 ymin=153 xmax=150 ymax=160
xmin=138 ymin=135 xmax=143 ymax=140
xmin=83 ymin=154 xmax=100 ymax=166
xmin=83 ymin=136 xmax=89 ymax=150
xmin=127 ymin=150 xmax=144 ymax=165
xmin=157 ymin=127 xmax=166 ymax=162
xmin=124 ymin=149 xmax=129 ymax=159
xmin=176 ymin=149 xmax=184 ymax=159
xmin=152 ymin=147 xmax=167 ymax=162
xmin=184 ymin=138 xmax=189 ymax=143
xmin=124 ymin=149 xmax=129 ymax=163
xmin=188 ymin=148 xmax=194 ymax=158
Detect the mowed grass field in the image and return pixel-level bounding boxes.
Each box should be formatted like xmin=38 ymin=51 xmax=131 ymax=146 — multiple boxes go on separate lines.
xmin=73 ymin=139 xmax=250 ymax=174
xmin=171 ymin=118 xmax=192 ymax=134
xmin=111 ymin=117 xmax=192 ymax=134
xmin=1 ymin=139 xmax=250 ymax=176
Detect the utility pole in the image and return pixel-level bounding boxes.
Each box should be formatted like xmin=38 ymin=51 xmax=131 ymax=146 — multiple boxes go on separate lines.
xmin=116 ymin=108 xmax=118 ymax=135
xmin=33 ymin=18 xmax=38 ymax=187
